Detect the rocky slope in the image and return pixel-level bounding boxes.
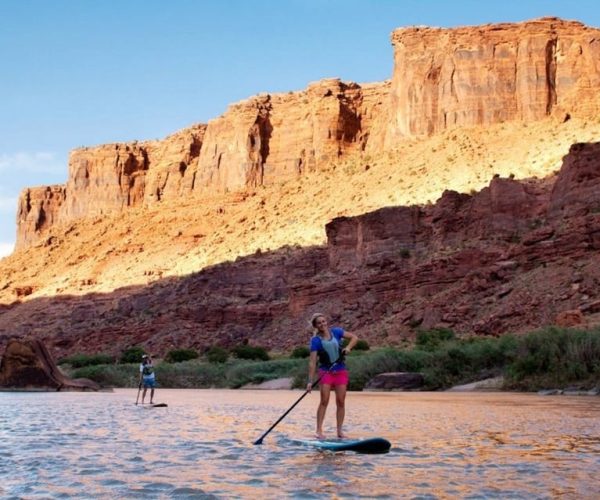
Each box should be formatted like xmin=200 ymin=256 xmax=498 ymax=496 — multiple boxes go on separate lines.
xmin=2 ymin=17 xmax=600 ymax=357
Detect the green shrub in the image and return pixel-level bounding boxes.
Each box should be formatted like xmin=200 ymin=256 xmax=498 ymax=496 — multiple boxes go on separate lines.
xmin=72 ymin=364 xmax=138 ymax=387
xmin=154 ymin=360 xmax=227 ymax=388
xmin=353 ymin=339 xmax=370 ymax=351
xmin=58 ymin=353 xmax=114 ymax=368
xmin=119 ymin=346 xmax=146 ymax=364
xmin=291 ymin=348 xmax=431 ymax=391
xmin=344 ymin=348 xmax=432 ymax=391
xmin=226 ymin=359 xmax=305 ymax=388
xmin=420 ymin=335 xmax=516 ymax=389
xmin=165 ymin=348 xmax=199 ymax=363
xmin=206 ymin=346 xmax=229 ymax=363
xmin=232 ymin=345 xmax=270 ymax=361
xmin=67 ymin=327 xmax=600 ymax=392
xmin=415 ymin=328 xmax=456 ymax=351
xmin=290 ymin=346 xmax=310 ymax=359
xmin=505 ymin=327 xmax=600 ymax=390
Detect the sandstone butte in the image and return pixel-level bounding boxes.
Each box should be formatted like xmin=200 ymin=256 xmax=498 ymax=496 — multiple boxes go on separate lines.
xmin=1 ymin=17 xmax=600 ymax=358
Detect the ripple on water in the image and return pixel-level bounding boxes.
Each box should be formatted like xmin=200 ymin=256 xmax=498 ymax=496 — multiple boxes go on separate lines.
xmin=99 ymin=478 xmax=127 ymax=486
xmin=77 ymin=467 xmax=106 ymax=476
xmin=169 ymin=487 xmax=217 ymax=499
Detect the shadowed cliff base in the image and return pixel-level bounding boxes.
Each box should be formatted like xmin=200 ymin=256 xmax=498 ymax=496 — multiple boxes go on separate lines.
xmin=1 ymin=142 xmax=600 ymax=359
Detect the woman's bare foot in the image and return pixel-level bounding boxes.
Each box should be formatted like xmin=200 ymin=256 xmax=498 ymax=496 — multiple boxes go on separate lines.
xmin=337 ymin=431 xmax=348 ymax=439
xmin=315 ymin=432 xmax=326 ymax=439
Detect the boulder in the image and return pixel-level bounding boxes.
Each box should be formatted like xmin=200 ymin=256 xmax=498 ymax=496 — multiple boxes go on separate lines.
xmin=447 ymin=376 xmax=504 ymax=391
xmin=241 ymin=377 xmax=293 ymax=390
xmin=0 ymin=338 xmax=100 ymax=391
xmin=554 ymin=309 xmax=585 ymax=327
xmin=364 ymin=372 xmax=424 ymax=391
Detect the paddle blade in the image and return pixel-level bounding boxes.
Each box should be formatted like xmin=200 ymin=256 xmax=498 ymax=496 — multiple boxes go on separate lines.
xmin=253 ymin=438 xmax=264 ymax=445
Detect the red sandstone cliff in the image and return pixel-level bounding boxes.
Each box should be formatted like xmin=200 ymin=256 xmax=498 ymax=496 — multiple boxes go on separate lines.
xmin=4 ymin=17 xmax=600 ymax=357
xmin=2 ymin=142 xmax=600 ymax=356
xmin=380 ymin=17 xmax=600 ymax=146
xmin=15 ymin=17 xmax=600 ymax=248
xmin=15 ymin=79 xmax=388 ymax=248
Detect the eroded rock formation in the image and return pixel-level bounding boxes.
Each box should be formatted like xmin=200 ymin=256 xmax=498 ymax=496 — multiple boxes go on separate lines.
xmin=0 ymin=338 xmax=100 ymax=391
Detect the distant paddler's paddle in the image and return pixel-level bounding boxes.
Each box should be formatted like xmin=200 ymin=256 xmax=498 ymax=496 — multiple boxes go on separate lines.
xmin=135 ymin=382 xmax=142 ymax=405
xmin=253 ymin=355 xmax=343 ymax=445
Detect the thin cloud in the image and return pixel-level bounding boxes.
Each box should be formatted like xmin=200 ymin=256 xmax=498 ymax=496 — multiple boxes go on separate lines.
xmin=0 ymin=242 xmax=14 ymax=258
xmin=0 ymin=152 xmax=64 ymax=174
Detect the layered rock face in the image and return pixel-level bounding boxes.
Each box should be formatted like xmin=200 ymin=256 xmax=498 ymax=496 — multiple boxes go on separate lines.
xmin=382 ymin=17 xmax=600 ymax=144
xmin=64 ymin=142 xmax=150 ymax=219
xmin=16 ymin=80 xmax=388 ymax=248
xmin=16 ymin=124 xmax=207 ymax=241
xmin=131 ymin=124 xmax=206 ymax=206
xmin=16 ymin=186 xmax=67 ymax=248
xmin=3 ymin=142 xmax=600 ymax=356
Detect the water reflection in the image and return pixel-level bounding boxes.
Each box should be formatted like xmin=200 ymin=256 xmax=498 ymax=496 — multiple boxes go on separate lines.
xmin=0 ymin=390 xmax=599 ymax=498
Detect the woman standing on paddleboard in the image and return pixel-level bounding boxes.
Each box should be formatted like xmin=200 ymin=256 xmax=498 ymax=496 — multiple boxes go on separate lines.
xmin=306 ymin=313 xmax=358 ymax=439
xmin=139 ymin=354 xmax=156 ymax=404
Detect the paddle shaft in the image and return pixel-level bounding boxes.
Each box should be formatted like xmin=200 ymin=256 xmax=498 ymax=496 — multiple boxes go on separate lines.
xmin=135 ymin=381 xmax=142 ymax=405
xmin=253 ymin=356 xmax=342 ymax=445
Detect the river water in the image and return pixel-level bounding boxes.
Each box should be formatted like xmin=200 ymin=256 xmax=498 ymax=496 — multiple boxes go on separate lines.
xmin=1 ymin=389 xmax=599 ymax=499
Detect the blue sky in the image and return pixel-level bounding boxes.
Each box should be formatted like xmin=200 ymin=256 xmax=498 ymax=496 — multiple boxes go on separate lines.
xmin=1 ymin=0 xmax=598 ymax=257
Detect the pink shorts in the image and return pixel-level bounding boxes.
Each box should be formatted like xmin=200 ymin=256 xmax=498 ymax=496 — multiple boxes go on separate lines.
xmin=319 ymin=369 xmax=349 ymax=387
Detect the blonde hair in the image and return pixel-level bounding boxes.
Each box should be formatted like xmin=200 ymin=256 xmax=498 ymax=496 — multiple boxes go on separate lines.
xmin=309 ymin=312 xmax=326 ymax=331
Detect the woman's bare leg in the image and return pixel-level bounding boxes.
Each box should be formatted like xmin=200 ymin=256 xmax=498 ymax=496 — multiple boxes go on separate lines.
xmin=334 ymin=384 xmax=347 ymax=438
xmin=316 ymin=384 xmax=331 ymax=438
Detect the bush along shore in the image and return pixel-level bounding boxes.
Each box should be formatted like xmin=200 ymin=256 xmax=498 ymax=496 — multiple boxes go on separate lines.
xmin=61 ymin=326 xmax=600 ymax=392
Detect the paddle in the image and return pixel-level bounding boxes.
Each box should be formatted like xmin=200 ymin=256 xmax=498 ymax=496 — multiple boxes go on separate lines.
xmin=253 ymin=354 xmax=343 ymax=445
xmin=135 ymin=381 xmax=142 ymax=405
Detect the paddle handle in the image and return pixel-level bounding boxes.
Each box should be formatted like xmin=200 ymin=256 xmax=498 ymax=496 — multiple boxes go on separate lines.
xmin=253 ymin=356 xmax=342 ymax=445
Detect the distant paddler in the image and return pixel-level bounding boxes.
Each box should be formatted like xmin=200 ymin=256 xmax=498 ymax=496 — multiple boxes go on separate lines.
xmin=139 ymin=354 xmax=156 ymax=404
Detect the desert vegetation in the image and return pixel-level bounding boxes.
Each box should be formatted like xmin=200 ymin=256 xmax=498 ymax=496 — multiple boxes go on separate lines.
xmin=64 ymin=327 xmax=600 ymax=392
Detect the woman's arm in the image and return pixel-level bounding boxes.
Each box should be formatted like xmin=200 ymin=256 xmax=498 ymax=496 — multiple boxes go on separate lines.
xmin=342 ymin=331 xmax=358 ymax=354
xmin=306 ymin=351 xmax=318 ymax=392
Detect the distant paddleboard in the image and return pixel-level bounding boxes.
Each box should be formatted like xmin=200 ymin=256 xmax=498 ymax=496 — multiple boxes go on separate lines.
xmin=294 ymin=437 xmax=391 ymax=454
xmin=138 ymin=403 xmax=168 ymax=408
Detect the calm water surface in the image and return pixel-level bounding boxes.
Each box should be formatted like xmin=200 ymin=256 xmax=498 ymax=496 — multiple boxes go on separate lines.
xmin=1 ymin=390 xmax=599 ymax=499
